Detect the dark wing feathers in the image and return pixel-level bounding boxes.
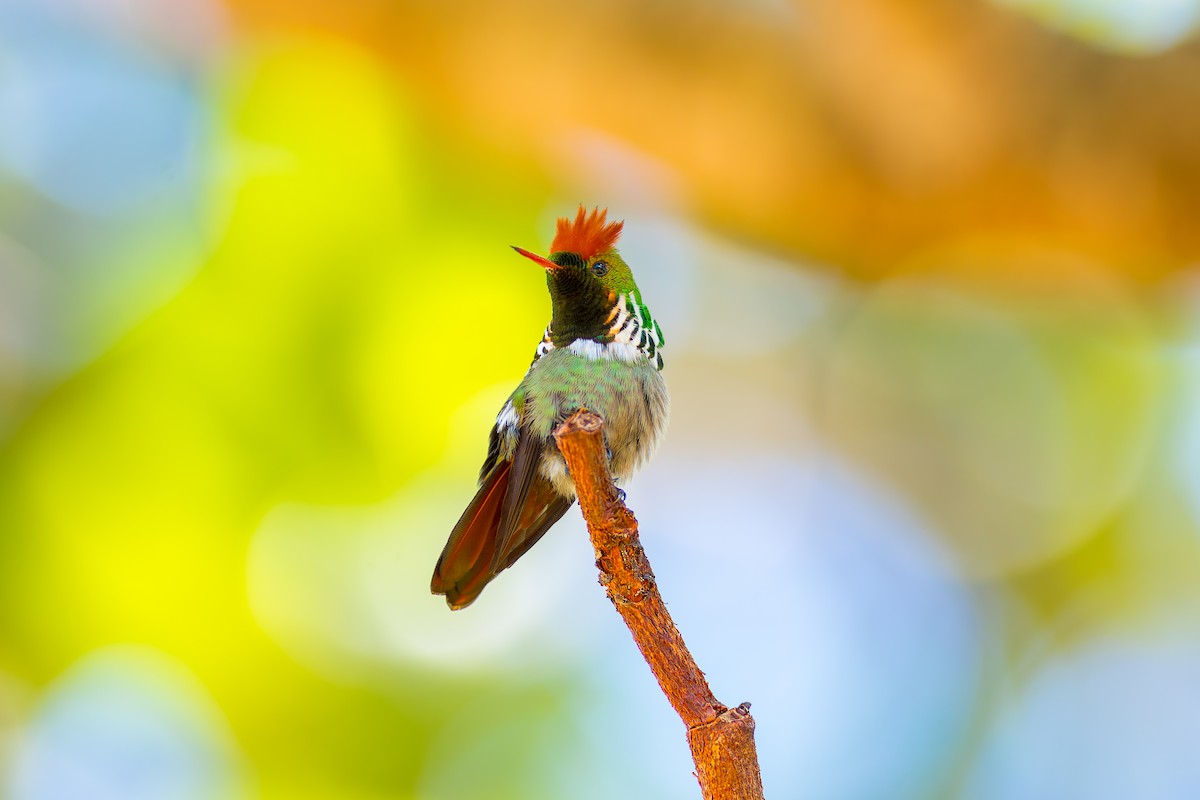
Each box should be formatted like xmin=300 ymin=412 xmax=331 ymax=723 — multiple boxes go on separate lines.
xmin=431 ymin=425 xmax=571 ymax=609
xmin=479 ymin=422 xmax=502 ymax=483
xmin=496 ymin=428 xmax=543 ymax=559
xmin=496 ymin=483 xmax=571 ymax=572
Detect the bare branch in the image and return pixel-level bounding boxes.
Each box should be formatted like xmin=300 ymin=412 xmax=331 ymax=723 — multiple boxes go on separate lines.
xmin=554 ymin=410 xmax=765 ymax=800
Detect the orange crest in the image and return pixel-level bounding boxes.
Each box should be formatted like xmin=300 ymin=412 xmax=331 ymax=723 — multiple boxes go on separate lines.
xmin=550 ymin=206 xmax=624 ymax=260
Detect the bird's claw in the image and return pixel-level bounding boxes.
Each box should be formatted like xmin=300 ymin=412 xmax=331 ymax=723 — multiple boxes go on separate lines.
xmin=614 ymin=487 xmax=627 ymax=503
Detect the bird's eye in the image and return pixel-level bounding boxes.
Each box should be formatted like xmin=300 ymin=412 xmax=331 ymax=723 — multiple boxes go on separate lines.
xmin=592 ymin=260 xmax=609 ymax=277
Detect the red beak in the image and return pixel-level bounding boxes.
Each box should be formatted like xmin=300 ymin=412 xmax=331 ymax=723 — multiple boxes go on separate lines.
xmin=511 ymin=246 xmax=558 ymax=270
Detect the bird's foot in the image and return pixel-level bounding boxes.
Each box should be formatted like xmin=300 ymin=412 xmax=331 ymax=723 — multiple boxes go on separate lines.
xmin=614 ymin=487 xmax=627 ymax=503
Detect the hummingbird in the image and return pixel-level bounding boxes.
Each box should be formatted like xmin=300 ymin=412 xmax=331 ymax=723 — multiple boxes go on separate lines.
xmin=431 ymin=207 xmax=669 ymax=610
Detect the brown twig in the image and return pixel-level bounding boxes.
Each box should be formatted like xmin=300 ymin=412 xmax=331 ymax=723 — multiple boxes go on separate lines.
xmin=554 ymin=410 xmax=765 ymax=800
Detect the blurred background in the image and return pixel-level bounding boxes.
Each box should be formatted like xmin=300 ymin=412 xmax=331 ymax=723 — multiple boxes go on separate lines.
xmin=2 ymin=0 xmax=1200 ymax=797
